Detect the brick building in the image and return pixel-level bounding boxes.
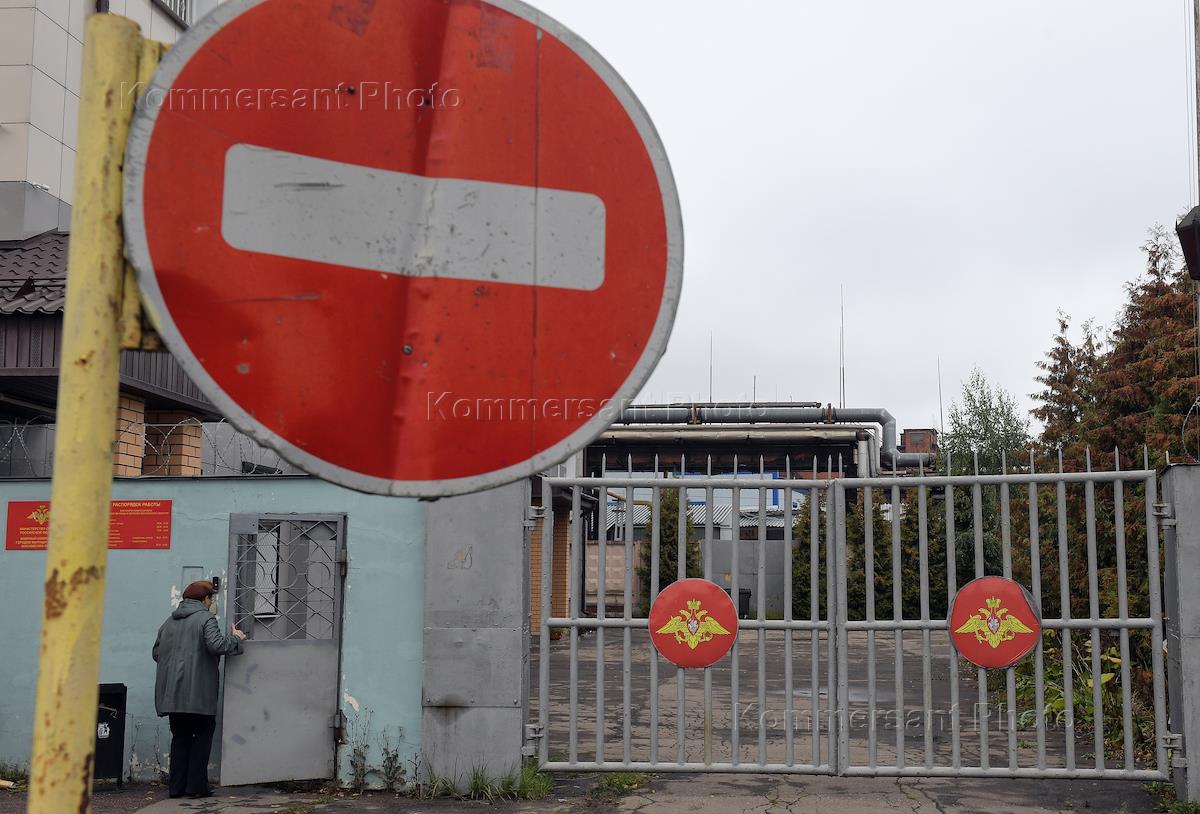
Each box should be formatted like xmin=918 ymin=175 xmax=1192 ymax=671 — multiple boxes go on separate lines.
xmin=0 ymin=230 xmax=219 ymax=475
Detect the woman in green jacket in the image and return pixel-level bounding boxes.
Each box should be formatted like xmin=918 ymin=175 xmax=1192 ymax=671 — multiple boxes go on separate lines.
xmin=152 ymin=580 xmax=246 ymax=799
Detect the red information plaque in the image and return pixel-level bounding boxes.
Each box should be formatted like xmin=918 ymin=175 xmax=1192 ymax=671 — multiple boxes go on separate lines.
xmin=5 ymin=500 xmax=172 ymax=551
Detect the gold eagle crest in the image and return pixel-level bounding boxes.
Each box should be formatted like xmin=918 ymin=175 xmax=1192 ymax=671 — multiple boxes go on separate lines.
xmin=954 ymin=596 xmax=1035 ymax=649
xmin=655 ymin=599 xmax=732 ymax=650
xmin=26 ymin=504 xmax=49 ymax=526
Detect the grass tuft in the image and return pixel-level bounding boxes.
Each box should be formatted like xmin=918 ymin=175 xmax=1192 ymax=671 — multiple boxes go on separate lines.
xmin=586 ymin=770 xmax=652 ymax=805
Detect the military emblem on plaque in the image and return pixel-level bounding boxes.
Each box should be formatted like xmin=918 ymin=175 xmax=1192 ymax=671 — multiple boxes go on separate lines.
xmin=649 ymin=579 xmax=739 ymax=668
xmin=949 ymin=576 xmax=1042 ymax=669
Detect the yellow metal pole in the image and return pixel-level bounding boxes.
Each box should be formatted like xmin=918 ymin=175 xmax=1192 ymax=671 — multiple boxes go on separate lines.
xmin=27 ymin=13 xmax=142 ymax=814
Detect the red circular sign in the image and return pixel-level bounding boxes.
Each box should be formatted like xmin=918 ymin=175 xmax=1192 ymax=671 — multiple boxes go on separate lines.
xmin=649 ymin=579 xmax=739 ymax=669
xmin=949 ymin=576 xmax=1042 ymax=670
xmin=124 ymin=0 xmax=682 ymax=497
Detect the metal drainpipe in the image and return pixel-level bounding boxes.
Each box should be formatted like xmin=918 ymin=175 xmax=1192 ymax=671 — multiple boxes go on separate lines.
xmin=616 ymin=404 xmax=932 ymax=469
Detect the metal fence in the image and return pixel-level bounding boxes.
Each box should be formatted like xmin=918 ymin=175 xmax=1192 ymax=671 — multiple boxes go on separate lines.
xmin=151 ymin=0 xmax=194 ymax=27
xmin=534 ymin=456 xmax=1170 ymax=781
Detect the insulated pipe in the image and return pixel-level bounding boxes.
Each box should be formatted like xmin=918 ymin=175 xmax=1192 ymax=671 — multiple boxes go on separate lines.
xmin=616 ymin=404 xmax=932 ymax=469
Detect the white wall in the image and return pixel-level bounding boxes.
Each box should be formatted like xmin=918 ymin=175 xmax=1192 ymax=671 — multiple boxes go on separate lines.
xmin=0 ymin=0 xmax=183 ymax=238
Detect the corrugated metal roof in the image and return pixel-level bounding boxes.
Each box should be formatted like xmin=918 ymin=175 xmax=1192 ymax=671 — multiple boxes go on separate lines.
xmin=0 ymin=231 xmax=68 ymax=314
xmin=737 ymin=509 xmax=789 ymax=529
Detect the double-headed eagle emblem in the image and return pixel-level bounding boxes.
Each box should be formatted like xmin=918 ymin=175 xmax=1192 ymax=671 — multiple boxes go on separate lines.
xmin=655 ymin=599 xmax=732 ymax=650
xmin=26 ymin=504 xmax=49 ymax=526
xmin=954 ymin=597 xmax=1034 ymax=649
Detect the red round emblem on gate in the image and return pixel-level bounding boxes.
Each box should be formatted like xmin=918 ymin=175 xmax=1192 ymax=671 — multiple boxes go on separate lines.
xmin=649 ymin=579 xmax=738 ymax=669
xmin=949 ymin=576 xmax=1042 ymax=670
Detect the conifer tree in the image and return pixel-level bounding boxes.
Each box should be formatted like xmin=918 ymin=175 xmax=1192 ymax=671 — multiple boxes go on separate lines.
xmin=635 ymin=484 xmax=699 ymax=615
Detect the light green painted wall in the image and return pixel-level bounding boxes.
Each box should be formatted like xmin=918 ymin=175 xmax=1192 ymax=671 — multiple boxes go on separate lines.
xmin=0 ymin=477 xmax=425 ymax=785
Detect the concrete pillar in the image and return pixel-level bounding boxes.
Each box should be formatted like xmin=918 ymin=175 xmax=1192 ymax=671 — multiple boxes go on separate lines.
xmin=1163 ymin=464 xmax=1200 ymax=802
xmin=421 ymin=480 xmax=530 ymax=785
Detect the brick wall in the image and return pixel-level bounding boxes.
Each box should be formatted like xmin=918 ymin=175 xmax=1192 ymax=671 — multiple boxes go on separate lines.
xmin=900 ymin=428 xmax=938 ymax=454
xmin=143 ymin=411 xmax=203 ymax=476
xmin=530 ymin=505 xmax=570 ymax=631
xmin=113 ymin=394 xmax=146 ymax=477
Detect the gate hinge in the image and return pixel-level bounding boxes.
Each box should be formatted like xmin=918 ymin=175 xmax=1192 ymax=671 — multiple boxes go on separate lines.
xmin=1154 ymin=502 xmax=1177 ymax=527
xmin=1164 ymin=732 xmax=1186 ymax=767
xmin=524 ymin=505 xmax=546 ymax=529
xmin=521 ymin=722 xmax=544 ymax=757
xmin=337 ymin=547 xmax=349 ymax=577
xmin=331 ymin=710 xmax=347 ymax=744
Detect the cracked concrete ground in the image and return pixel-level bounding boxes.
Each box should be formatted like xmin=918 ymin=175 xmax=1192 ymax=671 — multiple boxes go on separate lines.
xmin=74 ymin=772 xmax=1157 ymax=813
xmin=610 ymin=774 xmax=1155 ymax=813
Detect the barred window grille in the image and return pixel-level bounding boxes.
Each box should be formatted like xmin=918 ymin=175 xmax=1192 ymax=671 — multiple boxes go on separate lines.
xmin=233 ymin=518 xmax=340 ymax=641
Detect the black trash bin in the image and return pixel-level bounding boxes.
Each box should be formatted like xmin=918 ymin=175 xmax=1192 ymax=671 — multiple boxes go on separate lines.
xmin=738 ymin=589 xmax=752 ymax=619
xmin=95 ymin=683 xmax=126 ymax=787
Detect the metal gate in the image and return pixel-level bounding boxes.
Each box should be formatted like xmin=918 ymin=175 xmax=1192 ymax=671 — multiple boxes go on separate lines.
xmin=534 ymin=460 xmax=1170 ymax=780
xmin=220 ymin=514 xmax=347 ymax=786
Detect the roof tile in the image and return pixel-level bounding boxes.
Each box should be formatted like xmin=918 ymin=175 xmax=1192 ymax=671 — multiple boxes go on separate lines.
xmin=0 ymin=231 xmax=69 ymax=314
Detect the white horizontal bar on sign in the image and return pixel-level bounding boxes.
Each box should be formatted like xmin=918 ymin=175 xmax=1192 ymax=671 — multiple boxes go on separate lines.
xmin=220 ymin=144 xmax=606 ymax=291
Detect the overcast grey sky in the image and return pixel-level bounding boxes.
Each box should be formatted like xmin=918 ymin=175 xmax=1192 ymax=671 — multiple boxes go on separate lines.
xmin=535 ymin=0 xmax=1196 ymax=433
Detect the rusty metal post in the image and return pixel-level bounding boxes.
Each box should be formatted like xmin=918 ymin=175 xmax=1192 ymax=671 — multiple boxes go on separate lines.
xmin=27 ymin=13 xmax=142 ymax=814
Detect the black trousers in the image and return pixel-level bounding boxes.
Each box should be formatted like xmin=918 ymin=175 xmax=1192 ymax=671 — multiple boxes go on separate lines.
xmin=167 ymin=713 xmax=215 ymax=797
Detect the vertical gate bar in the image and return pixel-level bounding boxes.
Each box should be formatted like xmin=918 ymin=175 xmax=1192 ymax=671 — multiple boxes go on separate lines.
xmin=892 ymin=480 xmax=905 ymax=769
xmin=1144 ymin=471 xmax=1168 ymax=775
xmin=704 ymin=474 xmax=714 ymax=767
xmin=866 ymin=486 xmax=878 ymax=769
xmin=1113 ymin=467 xmax=1134 ymax=770
xmin=973 ymin=476 xmax=989 ymax=770
xmin=1084 ymin=453 xmax=1104 ymax=770
xmin=827 ymin=462 xmax=838 ymax=768
xmin=918 ymin=484 xmax=933 ymax=769
xmin=809 ymin=475 xmax=820 ymax=766
xmin=569 ymin=486 xmax=582 ymax=764
xmin=677 ymin=483 xmax=687 ymax=766
xmin=597 ymin=466 xmax=608 ymax=764
xmin=946 ymin=476 xmax=961 ymax=769
xmin=1057 ymin=466 xmax=1077 ymax=770
xmin=758 ymin=483 xmax=768 ymax=765
xmin=835 ymin=481 xmax=850 ymax=774
xmin=784 ymin=483 xmax=795 ymax=767
xmin=732 ymin=481 xmax=741 ymax=765
xmin=628 ymin=475 xmax=638 ymax=768
xmin=1028 ymin=453 xmax=1047 ymax=770
xmin=1001 ymin=471 xmax=1018 ymax=769
xmin=539 ymin=480 xmax=553 ymax=766
xmin=650 ymin=482 xmax=661 ymax=765
xmin=705 ymin=481 xmax=715 ymax=579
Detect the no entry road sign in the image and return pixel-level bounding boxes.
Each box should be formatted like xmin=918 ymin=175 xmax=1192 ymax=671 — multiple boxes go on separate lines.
xmin=124 ymin=0 xmax=682 ymax=496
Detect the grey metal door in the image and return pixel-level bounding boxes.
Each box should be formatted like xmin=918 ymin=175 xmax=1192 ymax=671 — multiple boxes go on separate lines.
xmin=220 ymin=514 xmax=346 ymax=786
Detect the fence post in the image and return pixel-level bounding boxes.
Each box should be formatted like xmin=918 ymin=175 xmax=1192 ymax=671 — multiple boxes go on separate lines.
xmin=1163 ymin=463 xmax=1200 ymax=802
